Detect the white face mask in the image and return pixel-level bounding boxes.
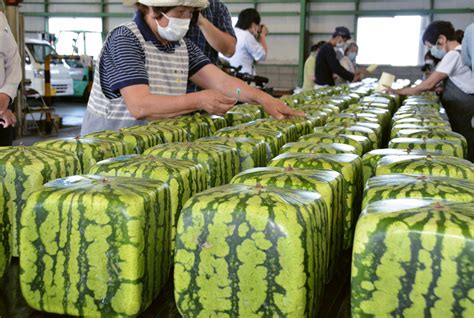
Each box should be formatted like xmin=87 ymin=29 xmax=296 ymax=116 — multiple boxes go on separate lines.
xmin=430 ymin=45 xmax=446 ymax=60
xmin=156 ymin=12 xmax=190 ymax=42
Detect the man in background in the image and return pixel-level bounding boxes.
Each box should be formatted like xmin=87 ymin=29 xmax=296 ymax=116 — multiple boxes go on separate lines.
xmin=186 ymin=0 xmax=236 ymax=92
xmin=315 ymin=26 xmax=360 ymax=86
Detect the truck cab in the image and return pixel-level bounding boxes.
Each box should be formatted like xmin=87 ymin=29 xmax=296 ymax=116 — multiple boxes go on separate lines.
xmin=24 ymin=38 xmax=74 ymax=96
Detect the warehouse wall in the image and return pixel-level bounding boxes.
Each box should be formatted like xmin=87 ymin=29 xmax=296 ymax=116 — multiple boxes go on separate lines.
xmin=19 ymin=0 xmax=474 ymax=89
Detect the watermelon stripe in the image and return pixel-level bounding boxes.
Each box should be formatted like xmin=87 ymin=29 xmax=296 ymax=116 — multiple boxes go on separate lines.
xmin=0 ymin=146 xmax=81 ymax=257
xmin=85 ymin=130 xmax=162 ymax=154
xmin=20 ymin=176 xmax=171 ymax=316
xmin=269 ymin=153 xmax=362 ymax=250
xmin=375 ymin=155 xmax=474 ymax=180
xmin=122 ymin=125 xmax=189 ymax=143
xmin=352 ymin=199 xmax=474 ymax=317
xmin=144 ymin=143 xmax=239 ymax=187
xmin=230 ymin=167 xmax=342 ymax=281
xmin=362 ymin=174 xmax=474 ymax=209
xmin=174 ymin=185 xmax=327 ymax=317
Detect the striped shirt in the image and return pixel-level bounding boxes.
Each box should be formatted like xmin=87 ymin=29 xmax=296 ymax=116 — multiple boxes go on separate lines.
xmin=99 ymin=11 xmax=211 ymax=99
xmin=186 ymin=0 xmax=235 ymax=92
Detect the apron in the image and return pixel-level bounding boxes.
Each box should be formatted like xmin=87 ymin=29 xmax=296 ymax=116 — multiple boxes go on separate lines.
xmin=81 ymin=22 xmax=189 ymax=135
xmin=441 ymin=78 xmax=474 ymax=162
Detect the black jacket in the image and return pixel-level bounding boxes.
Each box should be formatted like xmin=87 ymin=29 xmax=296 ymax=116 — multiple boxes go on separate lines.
xmin=315 ymin=43 xmax=354 ymax=86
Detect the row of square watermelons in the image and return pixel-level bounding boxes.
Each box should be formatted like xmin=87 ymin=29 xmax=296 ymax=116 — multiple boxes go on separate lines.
xmin=0 ymin=82 xmax=418 ymax=317
xmin=352 ymin=93 xmax=474 ymax=318
xmin=0 ymin=90 xmax=348 ymax=317
xmin=173 ymin=88 xmax=402 ymax=317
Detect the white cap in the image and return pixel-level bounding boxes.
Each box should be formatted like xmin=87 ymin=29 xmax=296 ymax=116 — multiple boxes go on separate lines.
xmin=137 ymin=0 xmax=208 ymax=9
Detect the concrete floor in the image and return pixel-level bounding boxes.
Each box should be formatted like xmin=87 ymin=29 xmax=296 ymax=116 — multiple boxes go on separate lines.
xmin=13 ymin=99 xmax=85 ymax=146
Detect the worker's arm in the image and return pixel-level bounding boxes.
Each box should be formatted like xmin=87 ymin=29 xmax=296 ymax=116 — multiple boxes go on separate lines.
xmin=257 ymin=25 xmax=268 ymax=57
xmin=191 ymin=64 xmax=304 ymax=119
xmin=0 ymin=13 xmax=22 ymax=118
xmin=197 ymin=12 xmax=236 ymax=57
xmin=120 ymin=84 xmax=236 ymax=120
xmin=387 ymin=71 xmax=447 ymax=95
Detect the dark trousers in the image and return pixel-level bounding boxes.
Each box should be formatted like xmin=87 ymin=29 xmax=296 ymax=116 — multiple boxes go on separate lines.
xmin=441 ymin=79 xmax=474 ymax=162
xmin=0 ymin=125 xmax=13 ymax=146
xmin=0 ymin=104 xmax=14 ymax=146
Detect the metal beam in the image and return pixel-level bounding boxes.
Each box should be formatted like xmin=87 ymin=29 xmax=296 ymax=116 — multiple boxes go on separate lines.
xmin=22 ymin=7 xmax=473 ymax=18
xmin=21 ymin=11 xmax=302 ymax=17
xmin=353 ymin=0 xmax=360 ymax=41
xmin=22 ymin=11 xmax=132 ymax=17
xmin=44 ymin=0 xmax=48 ymax=32
xmin=308 ymin=8 xmax=474 ymax=16
xmin=101 ymin=0 xmax=106 ymax=41
xmin=430 ymin=0 xmax=434 ymax=22
xmin=297 ymin=0 xmax=307 ymax=87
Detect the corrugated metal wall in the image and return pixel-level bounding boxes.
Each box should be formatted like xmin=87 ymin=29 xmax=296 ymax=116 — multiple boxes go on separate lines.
xmin=19 ymin=0 xmax=474 ymax=88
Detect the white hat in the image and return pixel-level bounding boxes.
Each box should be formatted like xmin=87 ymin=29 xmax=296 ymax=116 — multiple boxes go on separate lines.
xmin=137 ymin=0 xmax=208 ymax=9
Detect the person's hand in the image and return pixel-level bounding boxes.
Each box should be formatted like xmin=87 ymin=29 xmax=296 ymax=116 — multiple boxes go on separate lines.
xmin=261 ymin=97 xmax=304 ymax=120
xmin=196 ymin=89 xmax=236 ymax=116
xmin=0 ymin=93 xmax=10 ymax=116
xmin=434 ymin=85 xmax=443 ymax=94
xmin=359 ymin=68 xmax=371 ymax=76
xmin=196 ymin=12 xmax=206 ymax=27
xmin=259 ymin=24 xmax=269 ymax=37
xmin=383 ymin=85 xmax=406 ymax=95
xmin=352 ymin=73 xmax=362 ymax=82
xmin=0 ymin=109 xmax=16 ymax=128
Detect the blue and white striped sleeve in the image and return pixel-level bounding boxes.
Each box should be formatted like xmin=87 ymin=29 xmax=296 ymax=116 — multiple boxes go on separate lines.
xmin=185 ymin=38 xmax=212 ymax=77
xmin=99 ymin=26 xmax=148 ymax=98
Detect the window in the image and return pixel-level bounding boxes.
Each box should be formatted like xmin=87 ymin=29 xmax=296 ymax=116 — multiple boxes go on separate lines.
xmin=26 ymin=43 xmax=57 ymax=64
xmin=48 ymin=18 xmax=103 ymax=59
xmin=356 ymin=16 xmax=425 ymax=66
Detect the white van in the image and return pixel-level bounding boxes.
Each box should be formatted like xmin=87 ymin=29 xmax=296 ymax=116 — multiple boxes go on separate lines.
xmin=24 ymin=38 xmax=74 ymax=96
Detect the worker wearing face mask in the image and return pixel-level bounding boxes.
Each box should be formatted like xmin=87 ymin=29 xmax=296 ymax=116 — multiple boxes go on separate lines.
xmin=386 ymin=21 xmax=474 ymax=162
xmin=225 ymin=8 xmax=268 ymax=76
xmin=337 ymin=42 xmax=369 ymax=84
xmin=314 ymin=26 xmax=361 ymax=86
xmin=340 ymin=42 xmax=358 ymax=73
xmin=81 ymin=0 xmax=302 ymax=135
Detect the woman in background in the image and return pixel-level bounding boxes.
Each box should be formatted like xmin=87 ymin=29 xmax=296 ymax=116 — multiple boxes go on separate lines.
xmin=387 ymin=21 xmax=474 ymax=162
xmin=337 ymin=42 xmax=368 ymax=84
xmin=339 ymin=42 xmax=358 ymax=73
xmin=302 ymin=41 xmax=325 ymax=91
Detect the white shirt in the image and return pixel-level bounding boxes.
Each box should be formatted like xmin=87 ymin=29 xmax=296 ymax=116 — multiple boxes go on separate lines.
xmin=0 ymin=12 xmax=21 ymax=100
xmin=226 ymin=27 xmax=266 ymax=75
xmin=436 ymin=45 xmax=474 ymax=94
xmin=340 ymin=56 xmax=356 ymax=74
